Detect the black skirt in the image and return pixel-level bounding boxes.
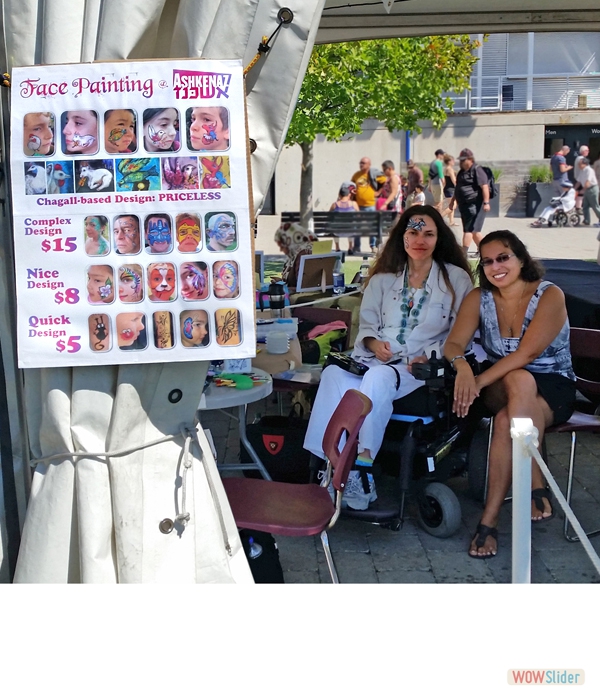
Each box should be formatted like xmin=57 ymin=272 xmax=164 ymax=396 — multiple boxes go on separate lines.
xmin=530 ymin=371 xmax=576 ymax=426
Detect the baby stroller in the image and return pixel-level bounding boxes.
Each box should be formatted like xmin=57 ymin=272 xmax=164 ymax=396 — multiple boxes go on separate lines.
xmin=530 ymin=186 xmax=581 ymax=228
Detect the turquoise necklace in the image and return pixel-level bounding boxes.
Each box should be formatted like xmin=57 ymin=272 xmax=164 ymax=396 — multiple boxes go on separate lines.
xmin=396 ymin=268 xmax=430 ymax=345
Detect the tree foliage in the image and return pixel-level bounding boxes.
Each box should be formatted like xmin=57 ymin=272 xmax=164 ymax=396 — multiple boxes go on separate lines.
xmin=286 ymin=36 xmax=480 ymax=145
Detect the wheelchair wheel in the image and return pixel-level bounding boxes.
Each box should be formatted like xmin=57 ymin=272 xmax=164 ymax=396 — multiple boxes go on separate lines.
xmin=568 ymin=212 xmax=581 ymax=227
xmin=554 ymin=211 xmax=568 ymax=228
xmin=467 ymin=422 xmax=491 ymax=503
xmin=416 ymin=482 xmax=461 ymax=538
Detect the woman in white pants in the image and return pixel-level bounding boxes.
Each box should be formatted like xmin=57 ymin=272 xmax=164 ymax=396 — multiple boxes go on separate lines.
xmin=304 ymin=205 xmax=473 ymax=509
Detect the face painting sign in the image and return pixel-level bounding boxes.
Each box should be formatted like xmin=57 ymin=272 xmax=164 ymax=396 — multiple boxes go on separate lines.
xmin=10 ymin=59 xmax=253 ymax=368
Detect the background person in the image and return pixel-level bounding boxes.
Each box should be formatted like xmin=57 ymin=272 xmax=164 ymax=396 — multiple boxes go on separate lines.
xmin=441 ymin=154 xmax=458 ymax=226
xmin=550 ymin=145 xmax=572 ymax=196
xmin=405 ymin=159 xmax=424 ymax=208
xmin=303 ymin=205 xmax=473 ymax=510
xmin=450 ymin=148 xmax=490 ymax=256
xmin=575 ymin=157 xmax=600 ymax=227
xmin=444 ymin=230 xmax=576 ymax=559
xmin=428 ymin=149 xmax=445 ymax=212
xmin=329 ymin=181 xmax=359 ymax=252
xmin=377 ymin=160 xmax=402 ymax=214
xmin=350 ymin=156 xmax=386 ymax=255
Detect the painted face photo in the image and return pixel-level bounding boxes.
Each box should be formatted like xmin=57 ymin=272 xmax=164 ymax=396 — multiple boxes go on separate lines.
xmin=113 ymin=215 xmax=141 ymax=255
xmin=147 ymin=262 xmax=177 ymax=302
xmin=176 ymin=213 xmax=201 ymax=253
xmin=23 ymin=112 xmax=54 ymax=157
xmin=118 ymin=264 xmax=144 ymax=303
xmin=187 ymin=107 xmax=230 ymax=152
xmin=162 ymin=157 xmax=199 ymax=190
xmin=180 ymin=310 xmax=210 ymax=348
xmin=180 ymin=262 xmax=209 ymax=301
xmin=143 ymin=108 xmax=180 ymax=152
xmin=116 ymin=312 xmax=147 ymax=350
xmin=212 ymin=260 xmax=239 ymax=299
xmin=88 ymin=313 xmax=111 ymax=352
xmin=215 ymin=308 xmax=241 ymax=346
xmin=75 ymin=159 xmax=114 ymax=193
xmin=61 ymin=110 xmax=99 ymax=155
xmin=24 ymin=162 xmax=46 ymax=195
xmin=87 ymin=264 xmax=114 ymax=304
xmin=104 ymin=109 xmax=137 ymax=154
xmin=84 ymin=215 xmax=110 ymax=256
xmin=200 ymin=156 xmax=230 ymax=189
xmin=205 ymin=212 xmax=237 ymax=252
xmin=153 ymin=311 xmax=175 ymax=349
xmin=46 ymin=161 xmax=74 ymax=195
xmin=144 ymin=214 xmax=172 ymax=254
xmin=116 ymin=158 xmax=161 ymax=192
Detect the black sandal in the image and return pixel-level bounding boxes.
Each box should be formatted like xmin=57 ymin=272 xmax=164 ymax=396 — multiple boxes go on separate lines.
xmin=531 ymin=487 xmax=554 ymax=523
xmin=468 ymin=522 xmax=498 ymax=559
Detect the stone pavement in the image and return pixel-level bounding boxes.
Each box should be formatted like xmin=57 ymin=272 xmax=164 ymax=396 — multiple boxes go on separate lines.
xmin=200 ymin=395 xmax=600 ymax=584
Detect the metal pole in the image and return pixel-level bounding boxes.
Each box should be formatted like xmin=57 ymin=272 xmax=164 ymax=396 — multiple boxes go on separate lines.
xmin=526 ymin=32 xmax=534 ymax=111
xmin=510 ymin=417 xmax=537 ymax=583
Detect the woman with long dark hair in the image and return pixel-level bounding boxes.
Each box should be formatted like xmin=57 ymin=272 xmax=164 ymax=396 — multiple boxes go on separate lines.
xmin=444 ymin=230 xmax=576 ymax=558
xmin=304 ymin=205 xmax=473 ymax=510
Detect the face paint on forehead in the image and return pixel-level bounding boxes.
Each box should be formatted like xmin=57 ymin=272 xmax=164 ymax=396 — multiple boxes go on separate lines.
xmin=406 ymin=217 xmax=426 ymax=232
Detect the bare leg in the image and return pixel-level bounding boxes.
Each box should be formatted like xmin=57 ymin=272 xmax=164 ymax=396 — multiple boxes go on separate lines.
xmin=469 ymin=370 xmax=554 ymax=556
xmin=462 ymin=231 xmax=474 ymax=253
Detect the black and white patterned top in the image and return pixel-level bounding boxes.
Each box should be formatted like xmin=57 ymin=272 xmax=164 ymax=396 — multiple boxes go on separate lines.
xmin=479 ymin=280 xmax=575 ymax=380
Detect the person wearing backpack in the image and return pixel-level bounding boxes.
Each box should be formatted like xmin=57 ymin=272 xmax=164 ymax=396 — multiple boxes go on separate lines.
xmin=428 ymin=149 xmax=445 ymax=212
xmin=349 ymin=156 xmax=386 ymax=255
xmin=449 ymin=148 xmax=491 ymax=256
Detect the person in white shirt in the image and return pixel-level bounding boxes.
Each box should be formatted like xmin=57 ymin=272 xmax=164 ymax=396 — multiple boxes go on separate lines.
xmin=575 ymin=157 xmax=600 ymax=226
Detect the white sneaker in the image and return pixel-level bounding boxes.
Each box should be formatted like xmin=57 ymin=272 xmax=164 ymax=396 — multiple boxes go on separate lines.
xmin=341 ymin=469 xmax=377 ymax=511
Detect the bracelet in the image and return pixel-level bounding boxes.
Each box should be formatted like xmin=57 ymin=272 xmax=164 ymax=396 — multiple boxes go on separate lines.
xmin=483 ymin=201 xmax=490 ymax=205
xmin=449 ymin=355 xmax=467 ymax=369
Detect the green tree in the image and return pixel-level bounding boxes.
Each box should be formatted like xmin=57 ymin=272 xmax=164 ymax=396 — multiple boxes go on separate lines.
xmin=286 ymin=36 xmax=480 ymax=226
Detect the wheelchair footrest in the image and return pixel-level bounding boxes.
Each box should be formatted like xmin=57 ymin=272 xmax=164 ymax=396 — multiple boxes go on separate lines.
xmin=340 ymin=493 xmax=400 ymax=522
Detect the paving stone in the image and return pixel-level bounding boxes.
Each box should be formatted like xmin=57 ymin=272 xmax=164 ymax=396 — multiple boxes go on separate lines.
xmin=275 ymin=535 xmax=319 ymax=572
xmin=283 ymin=570 xmax=320 ymax=584
xmin=376 ymin=570 xmax=436 ymax=584
xmin=427 ymin=551 xmax=497 ymax=583
xmin=319 ymin=550 xmax=378 ymax=584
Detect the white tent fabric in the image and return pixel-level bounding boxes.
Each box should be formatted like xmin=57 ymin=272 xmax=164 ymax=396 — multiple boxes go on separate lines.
xmin=0 ymin=0 xmax=326 ymax=583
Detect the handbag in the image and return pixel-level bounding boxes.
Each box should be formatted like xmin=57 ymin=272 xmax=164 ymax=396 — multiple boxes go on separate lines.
xmin=241 ymin=403 xmax=312 ymax=483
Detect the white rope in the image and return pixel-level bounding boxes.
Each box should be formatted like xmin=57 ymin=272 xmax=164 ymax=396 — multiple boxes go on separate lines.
xmin=527 ymin=441 xmax=600 ymax=577
xmin=287 ymin=288 xmax=361 ymax=309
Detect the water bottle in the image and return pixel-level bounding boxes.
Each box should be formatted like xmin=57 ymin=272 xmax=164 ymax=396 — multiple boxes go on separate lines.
xmin=359 ymin=257 xmax=370 ymax=286
xmin=248 ymin=536 xmax=263 ymax=559
xmin=332 ymin=256 xmax=344 ymax=295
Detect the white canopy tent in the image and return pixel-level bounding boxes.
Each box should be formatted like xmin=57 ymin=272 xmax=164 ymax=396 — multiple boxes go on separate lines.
xmin=1 ymin=0 xmax=597 ymax=583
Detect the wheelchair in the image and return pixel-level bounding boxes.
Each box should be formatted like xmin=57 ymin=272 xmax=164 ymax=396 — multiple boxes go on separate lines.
xmin=330 ymin=352 xmax=490 ymax=538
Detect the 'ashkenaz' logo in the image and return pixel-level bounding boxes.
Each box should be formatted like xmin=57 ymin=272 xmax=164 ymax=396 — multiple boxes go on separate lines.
xmin=172 ymin=70 xmax=231 ymax=99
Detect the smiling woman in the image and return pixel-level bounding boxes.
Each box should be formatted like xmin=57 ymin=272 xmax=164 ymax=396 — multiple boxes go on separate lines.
xmin=443 ymin=230 xmax=577 ymax=559
xmin=303 ymin=205 xmax=473 ymax=510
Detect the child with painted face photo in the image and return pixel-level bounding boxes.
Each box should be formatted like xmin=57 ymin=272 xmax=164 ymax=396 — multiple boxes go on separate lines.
xmin=143 ymin=108 xmax=180 ymax=152
xmin=180 ymin=310 xmax=210 ymax=348
xmin=104 ymin=109 xmax=137 ymax=154
xmin=144 ymin=214 xmax=173 ymax=254
xmin=87 ymin=264 xmax=114 ymax=304
xmin=116 ymin=312 xmax=147 ymax=350
xmin=187 ymin=107 xmax=230 ymax=152
xmin=61 ymin=110 xmax=99 ymax=155
xmin=176 ymin=213 xmax=202 ymax=253
xmin=23 ymin=112 xmax=54 ymax=157
xmin=212 ymin=260 xmax=239 ymax=299
xmin=147 ymin=262 xmax=177 ymax=302
xmin=88 ymin=313 xmax=111 ymax=352
xmin=118 ymin=264 xmax=144 ymax=303
xmin=84 ymin=216 xmax=110 ymax=256
xmin=205 ymin=212 xmax=237 ymax=252
xmin=180 ymin=261 xmax=209 ymax=301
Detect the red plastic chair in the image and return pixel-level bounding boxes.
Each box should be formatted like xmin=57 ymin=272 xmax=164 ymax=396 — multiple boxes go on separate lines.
xmin=223 ymin=389 xmax=372 ymax=583
xmin=545 ymin=327 xmax=600 ymax=541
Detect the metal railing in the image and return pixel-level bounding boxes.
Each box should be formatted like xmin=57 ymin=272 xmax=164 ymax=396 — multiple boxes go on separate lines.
xmin=510 ymin=418 xmax=600 ymax=584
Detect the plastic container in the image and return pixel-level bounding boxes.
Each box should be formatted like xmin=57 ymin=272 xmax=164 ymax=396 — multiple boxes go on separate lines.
xmin=266 ymin=331 xmax=290 ymax=354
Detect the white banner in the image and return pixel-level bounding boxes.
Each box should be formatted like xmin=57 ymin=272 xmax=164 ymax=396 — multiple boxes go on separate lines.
xmin=10 ymin=59 xmax=255 ymax=368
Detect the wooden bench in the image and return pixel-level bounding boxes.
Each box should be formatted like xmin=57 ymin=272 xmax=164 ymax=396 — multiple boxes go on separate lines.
xmin=280 ymin=210 xmax=397 ymax=245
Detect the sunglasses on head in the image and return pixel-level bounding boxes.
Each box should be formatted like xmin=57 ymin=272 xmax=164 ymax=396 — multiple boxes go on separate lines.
xmin=480 ymin=253 xmax=516 ymax=267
